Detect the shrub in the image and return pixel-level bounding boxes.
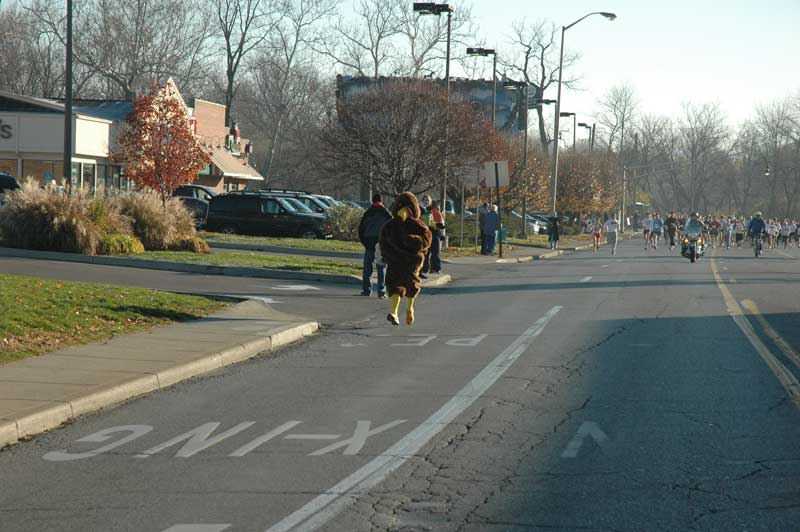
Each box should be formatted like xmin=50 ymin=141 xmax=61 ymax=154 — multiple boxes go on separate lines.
xmin=98 ymin=234 xmax=145 ymax=255
xmin=110 ymin=191 xmax=196 ymax=250
xmin=89 ymin=197 xmax=132 ymax=237
xmin=0 ymin=183 xmax=100 ymax=254
xmin=168 ymin=236 xmax=210 ymax=254
xmin=327 ymin=204 xmax=362 ymax=241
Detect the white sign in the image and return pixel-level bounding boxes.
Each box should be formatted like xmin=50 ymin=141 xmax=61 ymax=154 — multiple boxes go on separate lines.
xmin=478 ymin=161 xmax=510 ymax=188
xmin=0 ymin=115 xmax=17 ymax=150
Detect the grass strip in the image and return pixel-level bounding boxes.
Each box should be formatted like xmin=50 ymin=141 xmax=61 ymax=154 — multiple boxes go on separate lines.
xmin=0 ymin=274 xmax=228 ymax=364
xmin=202 ymin=232 xmax=363 ymax=253
xmin=136 ymin=250 xmax=362 ymax=276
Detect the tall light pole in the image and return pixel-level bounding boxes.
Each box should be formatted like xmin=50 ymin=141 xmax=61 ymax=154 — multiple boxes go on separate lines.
xmin=578 ymin=122 xmax=593 ymax=151
xmin=550 ymin=11 xmax=616 ymax=216
xmin=414 ymin=3 xmax=453 ymax=209
xmin=560 ymin=112 xmax=576 ymax=150
xmin=63 ymin=0 xmax=74 ymax=192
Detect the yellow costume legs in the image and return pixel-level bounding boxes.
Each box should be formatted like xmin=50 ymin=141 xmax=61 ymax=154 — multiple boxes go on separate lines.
xmin=387 ymin=294 xmax=401 ymax=325
xmin=406 ymin=296 xmax=417 ymax=325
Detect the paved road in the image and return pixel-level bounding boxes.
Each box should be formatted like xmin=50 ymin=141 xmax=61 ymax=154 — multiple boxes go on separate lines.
xmin=1 ymin=239 xmax=799 ymax=532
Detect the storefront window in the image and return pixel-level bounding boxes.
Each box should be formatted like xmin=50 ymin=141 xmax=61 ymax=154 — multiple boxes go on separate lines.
xmin=22 ymin=160 xmax=61 ymax=187
xmin=96 ymin=165 xmax=107 ymax=195
xmin=0 ymin=159 xmax=16 ymax=176
xmin=82 ymin=163 xmax=95 ymax=195
xmin=71 ymin=163 xmax=81 ymax=191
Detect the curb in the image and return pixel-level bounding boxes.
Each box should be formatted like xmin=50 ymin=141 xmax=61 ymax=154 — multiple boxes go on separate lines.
xmin=208 ymin=241 xmax=362 ymax=260
xmin=0 ymin=246 xmax=362 ymax=285
xmin=0 ymin=306 xmax=319 ymax=449
xmin=496 ymin=256 xmax=534 ymax=263
xmin=533 ymin=250 xmax=564 ymax=260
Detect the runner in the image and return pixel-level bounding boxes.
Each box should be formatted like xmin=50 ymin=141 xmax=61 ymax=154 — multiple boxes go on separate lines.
xmin=651 ymin=213 xmax=664 ymax=250
xmin=592 ymin=219 xmax=603 ymax=252
xmin=722 ymin=217 xmax=735 ymax=249
xmin=665 ymin=212 xmax=679 ymax=250
xmin=604 ymin=215 xmax=620 ymax=255
xmin=709 ymin=217 xmax=722 ymax=248
xmin=642 ymin=213 xmax=653 ymax=249
xmin=779 ymin=219 xmax=792 ymax=249
xmin=767 ymin=218 xmax=779 ymax=249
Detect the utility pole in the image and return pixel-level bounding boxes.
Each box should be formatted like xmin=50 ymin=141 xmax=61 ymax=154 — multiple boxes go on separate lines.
xmin=63 ymin=0 xmax=74 ymax=192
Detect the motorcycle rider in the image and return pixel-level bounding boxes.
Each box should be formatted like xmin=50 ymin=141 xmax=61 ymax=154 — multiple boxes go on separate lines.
xmin=747 ymin=211 xmax=768 ymax=256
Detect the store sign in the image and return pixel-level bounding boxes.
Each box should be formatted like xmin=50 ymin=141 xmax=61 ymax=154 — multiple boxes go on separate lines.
xmin=0 ymin=115 xmax=18 ymax=149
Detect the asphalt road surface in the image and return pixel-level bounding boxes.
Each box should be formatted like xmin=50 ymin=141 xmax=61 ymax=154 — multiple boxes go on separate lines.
xmin=1 ymin=238 xmax=799 ymax=532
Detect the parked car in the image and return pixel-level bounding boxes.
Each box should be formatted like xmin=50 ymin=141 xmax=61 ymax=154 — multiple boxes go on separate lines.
xmin=245 ymin=189 xmax=333 ymax=215
xmin=313 ymin=194 xmax=342 ymax=208
xmin=206 ymin=193 xmax=331 ymax=238
xmin=0 ymin=172 xmax=21 ymax=205
xmin=177 ymin=197 xmax=209 ymax=229
xmin=342 ymin=200 xmax=365 ymax=210
xmin=173 ymin=184 xmax=218 ymax=202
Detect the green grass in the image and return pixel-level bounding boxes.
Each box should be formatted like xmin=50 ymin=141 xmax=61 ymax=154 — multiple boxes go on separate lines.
xmin=136 ymin=250 xmax=362 ymax=276
xmin=0 ymin=274 xmax=228 ymax=364
xmin=507 ymin=234 xmax=593 ymax=248
xmin=202 ymin=232 xmax=363 ymax=253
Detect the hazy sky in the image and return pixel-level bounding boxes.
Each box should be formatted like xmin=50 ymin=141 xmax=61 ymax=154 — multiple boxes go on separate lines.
xmin=465 ymin=0 xmax=800 ymax=128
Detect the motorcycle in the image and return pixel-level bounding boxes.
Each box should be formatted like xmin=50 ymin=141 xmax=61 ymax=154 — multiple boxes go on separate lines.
xmin=681 ymin=229 xmax=705 ymax=263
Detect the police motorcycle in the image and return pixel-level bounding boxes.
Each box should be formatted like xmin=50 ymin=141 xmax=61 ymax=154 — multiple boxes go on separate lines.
xmin=681 ymin=215 xmax=705 ymax=263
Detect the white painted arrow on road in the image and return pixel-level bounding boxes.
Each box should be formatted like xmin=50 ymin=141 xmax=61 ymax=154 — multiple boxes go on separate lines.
xmin=272 ymin=285 xmax=321 ymax=291
xmin=561 ymin=421 xmax=608 ymax=458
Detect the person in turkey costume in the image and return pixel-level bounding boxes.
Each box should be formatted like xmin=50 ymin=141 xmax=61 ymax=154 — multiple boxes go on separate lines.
xmin=379 ymin=192 xmax=433 ymax=325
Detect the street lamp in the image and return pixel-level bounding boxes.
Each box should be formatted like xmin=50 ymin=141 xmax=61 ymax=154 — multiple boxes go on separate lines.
xmin=504 ymin=80 xmax=530 ymax=238
xmin=550 ymin=11 xmax=616 ymax=216
xmin=578 ymin=122 xmax=594 ymax=152
xmin=466 ymin=47 xmax=497 ymax=127
xmin=559 ymin=112 xmax=576 ymax=150
xmin=414 ymin=3 xmax=453 ymax=208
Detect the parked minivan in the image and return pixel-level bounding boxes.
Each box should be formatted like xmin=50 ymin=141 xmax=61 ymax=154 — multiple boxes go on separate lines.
xmin=0 ymin=173 xmax=21 ymax=205
xmin=206 ymin=193 xmax=331 ymax=238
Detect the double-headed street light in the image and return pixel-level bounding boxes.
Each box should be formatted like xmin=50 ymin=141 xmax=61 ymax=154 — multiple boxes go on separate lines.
xmin=414 ymin=3 xmax=453 ymax=208
xmin=550 ymin=11 xmax=616 ymax=215
xmin=578 ymin=122 xmax=595 ymax=152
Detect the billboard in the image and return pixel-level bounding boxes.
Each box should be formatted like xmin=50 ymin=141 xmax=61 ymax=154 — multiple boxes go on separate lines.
xmin=336 ymin=75 xmax=526 ymax=134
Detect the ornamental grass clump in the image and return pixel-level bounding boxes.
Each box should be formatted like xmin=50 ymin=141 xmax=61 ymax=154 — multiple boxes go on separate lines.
xmin=327 ymin=204 xmax=362 ymax=241
xmin=0 ymin=183 xmax=100 ymax=254
xmin=111 ymin=191 xmax=197 ymax=250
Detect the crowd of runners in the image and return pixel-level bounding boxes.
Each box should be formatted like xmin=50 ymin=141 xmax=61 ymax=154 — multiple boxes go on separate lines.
xmin=638 ymin=212 xmax=799 ymax=253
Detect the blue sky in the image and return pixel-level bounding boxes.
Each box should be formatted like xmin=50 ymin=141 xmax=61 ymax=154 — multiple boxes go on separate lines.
xmin=464 ymin=0 xmax=800 ymax=126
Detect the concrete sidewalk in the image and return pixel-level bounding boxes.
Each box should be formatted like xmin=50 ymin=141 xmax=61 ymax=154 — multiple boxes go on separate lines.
xmin=0 ymin=300 xmax=318 ymax=448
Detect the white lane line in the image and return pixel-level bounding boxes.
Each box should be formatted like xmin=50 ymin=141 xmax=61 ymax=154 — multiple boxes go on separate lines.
xmin=601 ymin=264 xmax=609 ymax=268
xmin=579 ymin=276 xmax=593 ymax=283
xmin=264 ymin=306 xmax=563 ymax=532
xmin=722 ymin=266 xmax=728 ymax=271
xmin=777 ymin=249 xmax=798 ymax=259
xmin=161 ymin=526 xmax=231 ymax=532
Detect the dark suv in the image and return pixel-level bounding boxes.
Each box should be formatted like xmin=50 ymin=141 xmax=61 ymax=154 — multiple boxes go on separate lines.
xmin=243 ymin=189 xmax=333 ymax=215
xmin=0 ymin=173 xmax=21 ymax=204
xmin=206 ymin=193 xmax=331 ymax=238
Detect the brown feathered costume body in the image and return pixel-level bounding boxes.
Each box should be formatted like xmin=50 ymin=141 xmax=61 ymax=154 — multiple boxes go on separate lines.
xmin=379 ymin=193 xmax=432 ymax=322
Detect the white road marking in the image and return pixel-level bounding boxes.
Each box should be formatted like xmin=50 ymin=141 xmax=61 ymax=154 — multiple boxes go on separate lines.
xmin=601 ymin=264 xmax=609 ymax=268
xmin=391 ymin=334 xmax=437 ymax=347
xmin=722 ymin=267 xmax=728 ymax=270
xmin=561 ymin=421 xmax=609 ymax=458
xmin=579 ymin=276 xmax=592 ymax=283
xmin=310 ymin=420 xmax=407 ymax=456
xmin=44 ymin=425 xmax=153 ymax=462
xmin=445 ymin=334 xmax=487 ymax=347
xmin=340 ymin=343 xmax=366 ymax=347
xmin=230 ymin=421 xmax=302 ymax=457
xmin=777 ymin=249 xmax=797 ymax=259
xmin=284 ymin=434 xmax=341 ymax=440
xmin=273 ymin=285 xmax=320 ymax=291
xmin=160 ymin=526 xmax=231 ymax=532
xmin=225 ymin=295 xmax=282 ymax=305
xmin=264 ymin=305 xmax=562 ymax=532
xmin=135 ymin=422 xmax=255 ymax=458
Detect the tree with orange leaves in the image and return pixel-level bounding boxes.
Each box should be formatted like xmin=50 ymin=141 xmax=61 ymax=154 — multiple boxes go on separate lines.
xmin=114 ymin=82 xmax=209 ymax=207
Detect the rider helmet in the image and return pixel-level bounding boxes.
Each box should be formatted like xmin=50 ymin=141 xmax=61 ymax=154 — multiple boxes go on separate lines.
xmin=754 ymin=211 xmax=762 ymax=217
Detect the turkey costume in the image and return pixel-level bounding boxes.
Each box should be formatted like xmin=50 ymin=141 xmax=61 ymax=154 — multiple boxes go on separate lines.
xmin=379 ymin=192 xmax=433 ymax=325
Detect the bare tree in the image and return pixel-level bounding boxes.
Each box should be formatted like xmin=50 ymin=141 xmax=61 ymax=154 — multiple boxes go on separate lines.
xmin=678 ymin=102 xmax=728 ymax=212
xmin=500 ymin=19 xmax=581 ymax=152
xmin=595 ymin=84 xmax=638 ymax=155
xmin=316 ymin=0 xmax=403 ymax=79
xmin=319 ymin=81 xmax=499 ymax=195
xmin=215 ymin=0 xmax=277 ymax=126
xmin=25 ymin=0 xmax=215 ymax=99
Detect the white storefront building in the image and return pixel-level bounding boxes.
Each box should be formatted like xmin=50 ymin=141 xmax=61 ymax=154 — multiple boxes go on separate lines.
xmin=0 ymin=92 xmax=130 ymax=193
